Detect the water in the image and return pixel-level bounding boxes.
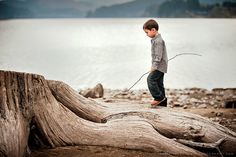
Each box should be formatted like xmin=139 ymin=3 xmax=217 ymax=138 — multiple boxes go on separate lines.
xmin=0 ymin=18 xmax=236 ymax=90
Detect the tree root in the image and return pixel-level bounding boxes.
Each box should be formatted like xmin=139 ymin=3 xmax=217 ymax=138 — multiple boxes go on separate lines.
xmin=174 ymin=137 xmax=227 ymax=157
xmin=1 ymin=70 xmax=236 ymax=157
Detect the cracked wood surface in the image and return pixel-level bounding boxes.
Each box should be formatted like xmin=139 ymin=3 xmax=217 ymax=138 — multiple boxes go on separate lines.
xmin=0 ymin=70 xmax=235 ymax=157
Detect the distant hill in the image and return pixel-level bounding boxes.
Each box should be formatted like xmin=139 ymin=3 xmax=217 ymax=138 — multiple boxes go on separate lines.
xmin=0 ymin=0 xmax=136 ymax=19
xmin=0 ymin=0 xmax=236 ymax=19
xmin=86 ymin=0 xmax=164 ymax=18
xmin=0 ymin=0 xmax=95 ymax=19
xmin=87 ymin=0 xmax=236 ymax=18
xmin=146 ymin=0 xmax=236 ymax=18
xmin=199 ymin=0 xmax=236 ymax=4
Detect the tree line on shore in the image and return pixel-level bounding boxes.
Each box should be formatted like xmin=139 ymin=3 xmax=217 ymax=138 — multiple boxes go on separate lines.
xmin=87 ymin=0 xmax=236 ymax=18
xmin=145 ymin=0 xmax=236 ymax=18
xmin=0 ymin=0 xmax=236 ymax=19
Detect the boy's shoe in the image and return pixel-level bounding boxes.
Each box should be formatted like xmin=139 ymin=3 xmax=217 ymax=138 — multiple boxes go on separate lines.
xmin=159 ymin=98 xmax=167 ymax=107
xmin=151 ymin=97 xmax=166 ymax=108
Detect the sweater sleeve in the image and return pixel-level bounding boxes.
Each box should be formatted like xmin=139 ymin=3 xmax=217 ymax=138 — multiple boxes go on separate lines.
xmin=152 ymin=41 xmax=164 ymax=69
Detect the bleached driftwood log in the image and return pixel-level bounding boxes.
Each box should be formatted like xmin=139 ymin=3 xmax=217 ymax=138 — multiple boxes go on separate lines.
xmin=0 ymin=70 xmax=235 ymax=157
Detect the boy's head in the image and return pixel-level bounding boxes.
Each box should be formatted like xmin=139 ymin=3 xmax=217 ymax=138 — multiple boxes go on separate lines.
xmin=143 ymin=19 xmax=159 ymax=38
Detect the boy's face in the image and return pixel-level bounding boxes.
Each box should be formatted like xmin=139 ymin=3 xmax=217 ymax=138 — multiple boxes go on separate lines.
xmin=144 ymin=28 xmax=157 ymax=38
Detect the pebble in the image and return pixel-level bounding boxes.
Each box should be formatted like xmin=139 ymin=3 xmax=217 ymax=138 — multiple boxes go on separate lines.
xmin=173 ymin=103 xmax=181 ymax=107
xmin=198 ymin=104 xmax=207 ymax=108
xmin=142 ymin=91 xmax=148 ymax=95
xmin=210 ymin=101 xmax=215 ymax=105
xmin=123 ymin=95 xmax=129 ymax=99
xmin=210 ymin=118 xmax=214 ymax=121
xmin=214 ymin=117 xmax=220 ymax=122
xmin=183 ymin=105 xmax=188 ymax=109
xmin=116 ymin=95 xmax=123 ymax=99
xmin=104 ymin=99 xmax=113 ymax=103
xmin=216 ymin=112 xmax=223 ymax=117
xmin=130 ymin=96 xmax=136 ymax=100
xmin=206 ymin=91 xmax=213 ymax=96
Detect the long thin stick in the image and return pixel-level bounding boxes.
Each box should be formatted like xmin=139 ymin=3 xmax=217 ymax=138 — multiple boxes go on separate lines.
xmin=127 ymin=71 xmax=149 ymax=91
xmin=168 ymin=53 xmax=202 ymax=61
xmin=127 ymin=53 xmax=202 ymax=91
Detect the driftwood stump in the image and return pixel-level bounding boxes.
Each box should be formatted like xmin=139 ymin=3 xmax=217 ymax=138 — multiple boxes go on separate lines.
xmin=79 ymin=83 xmax=104 ymax=98
xmin=0 ymin=70 xmax=235 ymax=157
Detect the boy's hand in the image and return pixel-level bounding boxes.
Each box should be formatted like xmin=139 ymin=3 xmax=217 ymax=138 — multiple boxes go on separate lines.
xmin=150 ymin=67 xmax=156 ymax=72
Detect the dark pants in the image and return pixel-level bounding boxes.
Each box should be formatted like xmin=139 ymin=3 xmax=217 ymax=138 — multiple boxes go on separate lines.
xmin=147 ymin=70 xmax=165 ymax=101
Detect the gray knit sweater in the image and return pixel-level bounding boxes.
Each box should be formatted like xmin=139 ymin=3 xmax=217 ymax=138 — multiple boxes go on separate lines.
xmin=151 ymin=33 xmax=168 ymax=73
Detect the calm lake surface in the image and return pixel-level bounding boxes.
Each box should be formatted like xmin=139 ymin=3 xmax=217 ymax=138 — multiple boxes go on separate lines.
xmin=0 ymin=18 xmax=236 ymax=89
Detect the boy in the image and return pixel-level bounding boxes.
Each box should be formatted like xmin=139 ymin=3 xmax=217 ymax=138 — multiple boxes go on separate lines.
xmin=143 ymin=19 xmax=168 ymax=107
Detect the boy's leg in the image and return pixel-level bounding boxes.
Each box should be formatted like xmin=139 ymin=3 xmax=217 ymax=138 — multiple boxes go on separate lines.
xmin=158 ymin=73 xmax=165 ymax=97
xmin=147 ymin=70 xmax=165 ymax=102
xmin=157 ymin=74 xmax=167 ymax=107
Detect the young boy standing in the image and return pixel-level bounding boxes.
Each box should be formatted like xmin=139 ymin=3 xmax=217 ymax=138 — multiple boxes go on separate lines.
xmin=143 ymin=19 xmax=168 ymax=107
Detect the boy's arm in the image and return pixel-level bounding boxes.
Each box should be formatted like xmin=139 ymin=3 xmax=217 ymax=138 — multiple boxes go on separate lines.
xmin=151 ymin=41 xmax=164 ymax=72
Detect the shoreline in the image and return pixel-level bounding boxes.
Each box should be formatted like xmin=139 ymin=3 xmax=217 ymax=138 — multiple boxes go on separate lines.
xmin=98 ymin=87 xmax=236 ymax=108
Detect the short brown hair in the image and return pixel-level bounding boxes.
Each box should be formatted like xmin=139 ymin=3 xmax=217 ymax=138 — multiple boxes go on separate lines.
xmin=143 ymin=19 xmax=159 ymax=31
